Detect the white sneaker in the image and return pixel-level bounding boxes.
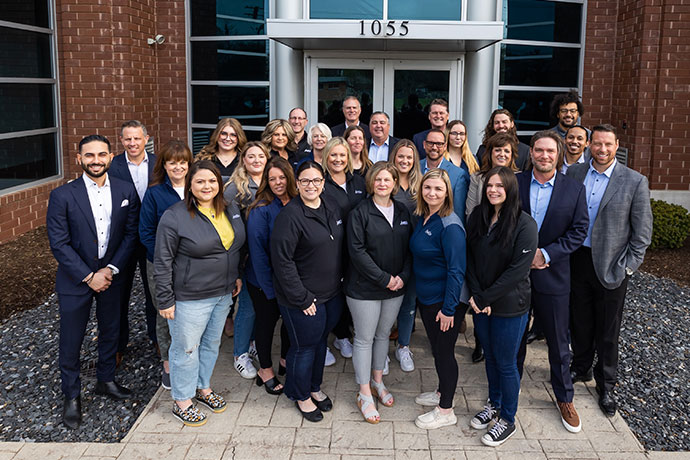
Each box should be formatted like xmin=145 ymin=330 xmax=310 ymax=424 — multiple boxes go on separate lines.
xmin=395 ymin=346 xmax=415 ymax=372
xmin=333 ymin=338 xmax=353 ymax=358
xmin=415 ymin=406 xmax=457 ymax=429
xmin=248 ymin=341 xmax=258 ymax=362
xmin=382 ymin=356 xmax=390 ymax=375
xmin=324 ymin=347 xmax=336 ymax=367
xmin=234 ymin=352 xmax=257 ymax=379
xmin=415 ymin=391 xmax=441 ymax=406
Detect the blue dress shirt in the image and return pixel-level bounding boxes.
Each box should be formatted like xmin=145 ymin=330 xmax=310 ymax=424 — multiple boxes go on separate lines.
xmin=529 ymin=172 xmax=556 ymax=263
xmin=582 ymin=159 xmax=616 ymax=247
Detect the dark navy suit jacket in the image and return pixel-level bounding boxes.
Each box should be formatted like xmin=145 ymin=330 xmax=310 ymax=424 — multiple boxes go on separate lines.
xmin=109 ymin=151 xmax=157 ymax=203
xmin=516 ymin=170 xmax=589 ymax=295
xmin=47 ymin=175 xmax=140 ymax=296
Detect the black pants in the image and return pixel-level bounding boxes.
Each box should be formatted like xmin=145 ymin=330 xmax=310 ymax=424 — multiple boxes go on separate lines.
xmin=419 ymin=300 xmax=463 ymax=409
xmin=119 ymin=242 xmax=156 ymax=352
xmin=332 ymin=301 xmax=353 ymax=340
xmin=570 ymin=247 xmax=628 ymax=392
xmin=247 ymin=282 xmax=289 ymax=370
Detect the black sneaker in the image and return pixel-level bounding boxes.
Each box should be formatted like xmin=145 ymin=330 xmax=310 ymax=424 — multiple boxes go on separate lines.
xmin=470 ymin=400 xmax=499 ymax=429
xmin=481 ymin=418 xmax=516 ymax=447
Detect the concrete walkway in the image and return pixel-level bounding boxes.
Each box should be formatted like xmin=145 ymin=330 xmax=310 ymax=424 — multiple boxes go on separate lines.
xmin=0 ymin=317 xmax=685 ymax=460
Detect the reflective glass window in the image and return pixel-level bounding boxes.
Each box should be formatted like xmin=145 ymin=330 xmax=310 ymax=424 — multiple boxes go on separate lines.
xmin=1 ymin=0 xmax=50 ymax=28
xmin=392 ymin=69 xmax=449 ymax=140
xmin=388 ymin=0 xmax=461 ymax=21
xmin=190 ymin=0 xmax=267 ymax=36
xmin=498 ymin=90 xmax=561 ymax=132
xmin=317 ymin=69 xmax=374 ymax=126
xmin=500 ymin=44 xmax=579 ymax=87
xmin=192 ymin=85 xmax=269 ymax=126
xmin=192 ymin=40 xmax=268 ymax=81
xmin=0 ymin=132 xmax=58 ymax=191
xmin=504 ymin=0 xmax=581 ymax=43
xmin=192 ymin=127 xmax=261 ymax=155
xmin=0 ymin=83 xmax=55 ymax=133
xmin=310 ymin=0 xmax=383 ymax=19
xmin=0 ymin=27 xmax=52 ymax=78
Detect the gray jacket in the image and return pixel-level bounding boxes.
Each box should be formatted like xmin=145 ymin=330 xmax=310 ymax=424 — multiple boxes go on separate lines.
xmin=567 ymin=161 xmax=652 ymax=289
xmin=153 ymin=200 xmax=246 ymax=309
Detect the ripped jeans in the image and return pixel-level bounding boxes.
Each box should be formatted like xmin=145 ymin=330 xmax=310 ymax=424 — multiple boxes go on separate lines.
xmin=168 ymin=294 xmax=233 ymax=401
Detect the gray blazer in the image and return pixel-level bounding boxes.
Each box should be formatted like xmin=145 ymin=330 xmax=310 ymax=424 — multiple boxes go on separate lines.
xmin=567 ymin=162 xmax=652 ymax=289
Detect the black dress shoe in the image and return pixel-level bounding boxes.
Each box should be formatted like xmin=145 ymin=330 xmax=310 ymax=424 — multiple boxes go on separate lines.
xmin=570 ymin=368 xmax=593 ymax=383
xmin=526 ymin=331 xmax=545 ymax=344
xmin=311 ymin=395 xmax=333 ymax=412
xmin=63 ymin=396 xmax=82 ymax=429
xmin=116 ymin=352 xmax=124 ymax=369
xmin=597 ymin=388 xmax=617 ymax=417
xmin=472 ymin=344 xmax=484 ymax=363
xmin=95 ymin=380 xmax=133 ymax=400
xmin=295 ymin=401 xmax=323 ymax=422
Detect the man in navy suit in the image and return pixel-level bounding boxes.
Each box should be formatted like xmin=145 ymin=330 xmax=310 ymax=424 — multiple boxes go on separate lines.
xmin=47 ymin=134 xmax=140 ymax=429
xmin=515 ymin=130 xmax=589 ymax=433
xmin=330 ymin=96 xmax=371 ymax=139
xmin=367 ymin=111 xmax=400 ymax=163
xmin=109 ymin=120 xmax=157 ymax=362
xmin=412 ymin=98 xmax=449 ymax=159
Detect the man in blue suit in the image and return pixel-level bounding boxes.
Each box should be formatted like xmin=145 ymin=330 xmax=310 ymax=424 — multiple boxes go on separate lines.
xmin=109 ymin=120 xmax=157 ymax=362
xmin=420 ymin=129 xmax=470 ymax=223
xmin=47 ymin=134 xmax=140 ymax=429
xmin=515 ymin=130 xmax=589 ymax=433
xmin=412 ymin=98 xmax=449 ymax=159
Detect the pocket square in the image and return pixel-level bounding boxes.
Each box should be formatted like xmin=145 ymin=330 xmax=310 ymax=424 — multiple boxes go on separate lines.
xmin=121 ymin=199 xmax=129 ymax=207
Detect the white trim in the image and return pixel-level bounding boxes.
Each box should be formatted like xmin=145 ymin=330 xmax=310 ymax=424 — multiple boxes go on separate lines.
xmin=0 ymin=127 xmax=58 ymax=141
xmin=498 ymin=85 xmax=576 ymax=92
xmin=502 ymin=39 xmax=581 ymax=49
xmin=192 ymin=124 xmax=265 ymax=131
xmin=579 ymin=0 xmax=588 ymax=97
xmin=190 ymin=80 xmax=269 ymax=87
xmin=50 ymin=0 xmax=62 ymax=180
xmin=0 ymin=174 xmax=63 ymax=197
xmin=0 ymin=77 xmax=56 ymax=84
xmin=185 ymin=0 xmax=193 ymax=150
xmin=0 ymin=19 xmax=52 ymax=34
xmin=189 ymin=35 xmax=268 ymax=41
xmin=216 ymin=14 xmax=264 ymax=24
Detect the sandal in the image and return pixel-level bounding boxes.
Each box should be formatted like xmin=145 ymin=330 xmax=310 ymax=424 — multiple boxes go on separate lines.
xmin=370 ymin=379 xmax=394 ymax=407
xmin=172 ymin=402 xmax=207 ymax=427
xmin=195 ymin=390 xmax=227 ymax=413
xmin=256 ymin=374 xmax=284 ymax=395
xmin=357 ymin=392 xmax=380 ymax=424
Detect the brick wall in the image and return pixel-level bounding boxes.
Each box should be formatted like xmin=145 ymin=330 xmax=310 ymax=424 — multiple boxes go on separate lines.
xmin=0 ymin=0 xmax=187 ymax=245
xmin=582 ymin=0 xmax=690 ymax=190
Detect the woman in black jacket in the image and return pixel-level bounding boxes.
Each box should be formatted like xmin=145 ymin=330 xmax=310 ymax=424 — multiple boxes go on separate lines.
xmin=345 ymin=162 xmax=412 ymax=424
xmin=466 ymin=166 xmax=538 ymax=447
xmin=270 ymin=161 xmax=344 ymax=423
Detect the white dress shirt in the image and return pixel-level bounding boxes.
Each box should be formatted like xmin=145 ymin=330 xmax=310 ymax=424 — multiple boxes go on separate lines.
xmin=83 ymin=173 xmax=112 ymax=259
xmin=125 ymin=153 xmax=149 ymax=202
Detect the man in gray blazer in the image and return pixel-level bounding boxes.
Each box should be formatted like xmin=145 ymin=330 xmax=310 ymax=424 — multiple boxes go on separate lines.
xmin=566 ymin=124 xmax=652 ymax=417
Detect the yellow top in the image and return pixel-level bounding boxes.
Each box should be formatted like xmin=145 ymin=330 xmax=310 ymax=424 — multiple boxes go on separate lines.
xmin=197 ymin=206 xmax=234 ymax=250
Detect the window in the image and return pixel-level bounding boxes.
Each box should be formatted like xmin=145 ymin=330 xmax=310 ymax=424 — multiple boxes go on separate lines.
xmin=188 ymin=0 xmax=270 ymax=152
xmin=0 ymin=1 xmax=60 ymax=194
xmin=310 ymin=0 xmax=383 ymax=19
xmin=499 ymin=0 xmax=584 ymax=136
xmin=309 ymin=0 xmax=462 ymax=20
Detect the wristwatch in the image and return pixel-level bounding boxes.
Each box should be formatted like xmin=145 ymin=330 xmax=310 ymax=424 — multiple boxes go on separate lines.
xmin=107 ymin=264 xmax=120 ymax=276
xmin=625 ymin=267 xmax=633 ymax=276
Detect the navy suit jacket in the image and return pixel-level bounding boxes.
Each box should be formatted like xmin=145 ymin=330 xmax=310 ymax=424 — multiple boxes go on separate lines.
xmin=47 ymin=175 xmax=140 ymax=296
xmin=516 ymin=170 xmax=589 ymax=295
xmin=109 ymin=151 xmax=157 ymax=203
xmin=331 ymin=122 xmax=371 ymax=140
xmin=412 ymin=129 xmax=430 ymax=160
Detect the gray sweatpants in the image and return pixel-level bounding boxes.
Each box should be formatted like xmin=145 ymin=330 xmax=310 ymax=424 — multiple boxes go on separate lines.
xmin=346 ymin=295 xmax=404 ymax=385
xmin=147 ymin=260 xmax=172 ymax=361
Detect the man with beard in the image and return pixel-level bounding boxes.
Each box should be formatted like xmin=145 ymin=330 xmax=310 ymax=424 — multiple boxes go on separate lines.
xmin=476 ymin=109 xmax=529 ymax=171
xmin=549 ymin=91 xmax=587 ymax=139
xmin=515 ymin=130 xmax=589 ymax=433
xmin=412 ymin=98 xmax=449 ymax=159
xmin=47 ymin=135 xmax=140 ymax=429
xmin=561 ymin=125 xmax=590 ymax=174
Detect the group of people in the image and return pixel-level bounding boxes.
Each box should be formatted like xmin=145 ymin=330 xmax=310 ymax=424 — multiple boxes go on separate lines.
xmin=46 ymin=91 xmax=652 ymax=448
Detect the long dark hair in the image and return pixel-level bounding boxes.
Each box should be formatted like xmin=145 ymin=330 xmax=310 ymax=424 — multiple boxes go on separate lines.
xmin=468 ymin=166 xmax=521 ymax=248
xmin=248 ymin=156 xmax=298 ymax=214
xmin=185 ymin=160 xmax=226 ymax=218
xmin=150 ymin=140 xmax=193 ymax=187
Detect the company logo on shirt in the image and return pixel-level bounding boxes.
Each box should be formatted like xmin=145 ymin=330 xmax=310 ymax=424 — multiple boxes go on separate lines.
xmin=400 ymin=220 xmax=409 ymax=226
xmin=425 ymin=229 xmax=432 ymax=236
xmin=336 ymin=219 xmax=343 ymax=226
xmin=232 ymin=214 xmax=241 ymax=219
xmin=354 ymin=189 xmax=364 ymax=194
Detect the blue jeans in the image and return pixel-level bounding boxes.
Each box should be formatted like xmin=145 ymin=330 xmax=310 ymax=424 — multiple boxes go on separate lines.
xmin=279 ymin=295 xmax=343 ymax=402
xmin=473 ymin=311 xmax=528 ymax=424
xmin=233 ymin=277 xmax=256 ymax=357
xmin=168 ymin=294 xmax=233 ymax=401
xmin=396 ymin=274 xmax=417 ymax=347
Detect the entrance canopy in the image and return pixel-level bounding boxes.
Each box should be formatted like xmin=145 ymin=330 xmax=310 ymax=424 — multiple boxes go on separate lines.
xmin=267 ymin=19 xmax=503 ymax=52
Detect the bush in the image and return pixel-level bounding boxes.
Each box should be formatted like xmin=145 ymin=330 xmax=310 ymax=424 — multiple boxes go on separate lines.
xmin=650 ymin=199 xmax=690 ymax=249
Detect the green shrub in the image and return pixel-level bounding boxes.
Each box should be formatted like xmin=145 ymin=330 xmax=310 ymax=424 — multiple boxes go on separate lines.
xmin=650 ymin=199 xmax=690 ymax=249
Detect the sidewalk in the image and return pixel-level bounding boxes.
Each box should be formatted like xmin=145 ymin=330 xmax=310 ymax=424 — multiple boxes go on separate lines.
xmin=0 ymin=317 xmax=683 ymax=460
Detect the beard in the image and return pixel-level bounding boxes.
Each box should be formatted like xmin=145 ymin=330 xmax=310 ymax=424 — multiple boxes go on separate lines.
xmin=81 ymin=160 xmax=110 ymax=178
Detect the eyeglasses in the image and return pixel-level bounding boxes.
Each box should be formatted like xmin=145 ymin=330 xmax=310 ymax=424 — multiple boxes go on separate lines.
xmin=448 ymin=131 xmax=466 ymax=137
xmin=289 ymin=116 xmax=306 ymax=121
xmin=559 ymin=108 xmax=578 ymax=115
xmin=219 ymin=132 xmax=238 ymax=140
xmin=298 ymin=178 xmax=324 ymax=187
xmin=424 ymin=141 xmax=445 ymax=147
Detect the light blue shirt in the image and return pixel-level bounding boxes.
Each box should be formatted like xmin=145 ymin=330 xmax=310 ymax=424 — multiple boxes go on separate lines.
xmin=421 ymin=157 xmax=445 ymax=174
xmin=369 ymin=138 xmax=390 ymax=163
xmin=582 ymin=159 xmax=616 ymax=247
xmin=560 ymin=153 xmax=585 ymax=175
xmin=529 ymin=172 xmax=556 ymax=264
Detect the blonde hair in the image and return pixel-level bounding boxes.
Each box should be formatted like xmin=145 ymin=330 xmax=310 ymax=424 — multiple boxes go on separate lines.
xmin=226 ymin=141 xmax=269 ymax=207
xmin=444 ymin=120 xmax=480 ymax=174
xmin=415 ymin=168 xmax=454 ymax=218
xmin=365 ymin=161 xmax=400 ymax=196
xmin=322 ymin=137 xmax=354 ymax=175
xmin=261 ymin=119 xmax=297 ymax=152
xmin=390 ymin=139 xmax=422 ymax=200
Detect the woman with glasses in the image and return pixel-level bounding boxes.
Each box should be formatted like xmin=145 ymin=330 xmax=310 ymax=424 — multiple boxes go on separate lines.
xmin=466 ymin=166 xmax=537 ymax=447
xmin=344 ymin=125 xmax=372 ymax=177
xmin=196 ymin=118 xmax=247 ymax=180
xmin=262 ymin=119 xmax=298 ymax=169
xmin=445 ymin=120 xmax=480 ymax=175
xmin=271 ymin=161 xmax=344 ymax=422
xmin=155 ymin=161 xmax=245 ymax=427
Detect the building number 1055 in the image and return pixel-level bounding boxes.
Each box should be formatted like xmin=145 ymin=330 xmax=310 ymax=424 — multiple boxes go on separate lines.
xmin=359 ymin=20 xmax=410 ymax=36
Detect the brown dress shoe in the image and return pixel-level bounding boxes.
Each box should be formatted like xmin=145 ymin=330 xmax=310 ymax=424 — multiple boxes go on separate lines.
xmin=557 ymin=401 xmax=582 ymax=433
xmin=389 ymin=327 xmax=398 ymax=341
xmin=116 ymin=352 xmax=123 ymax=369
xmin=459 ymin=318 xmax=467 ymax=334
